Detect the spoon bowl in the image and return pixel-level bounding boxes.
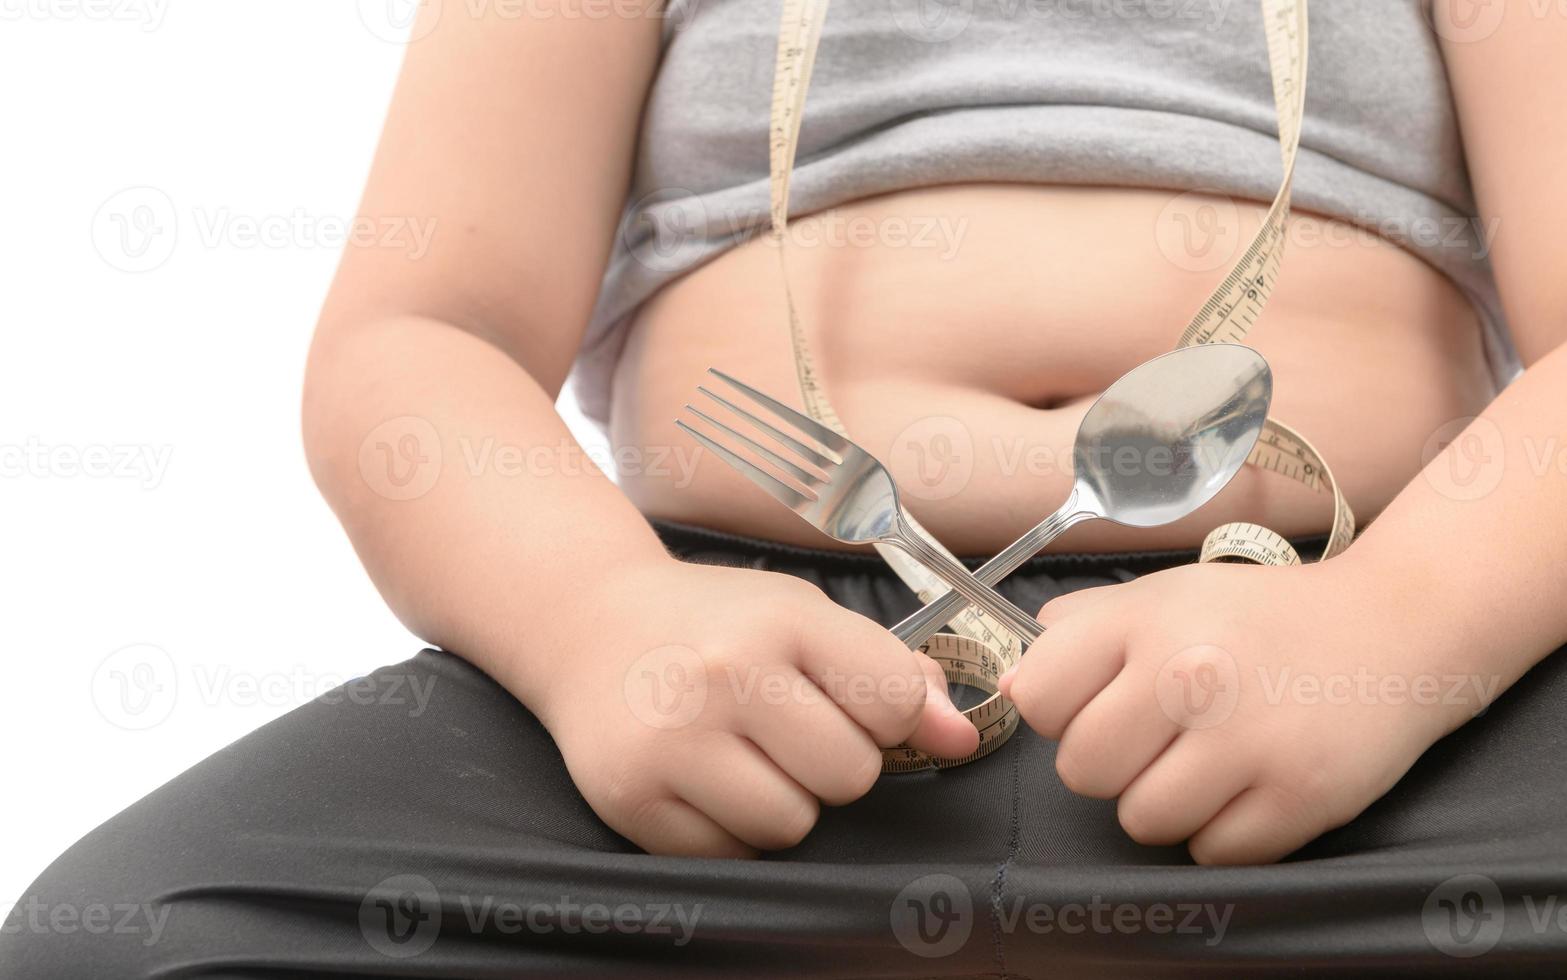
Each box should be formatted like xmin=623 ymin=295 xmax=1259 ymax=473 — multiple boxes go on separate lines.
xmin=1073 ymin=343 xmax=1272 ymax=528
xmin=892 ymin=343 xmax=1271 ymax=647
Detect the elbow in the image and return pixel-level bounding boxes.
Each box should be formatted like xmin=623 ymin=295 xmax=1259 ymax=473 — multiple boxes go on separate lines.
xmin=300 ymin=316 xmax=360 ymax=508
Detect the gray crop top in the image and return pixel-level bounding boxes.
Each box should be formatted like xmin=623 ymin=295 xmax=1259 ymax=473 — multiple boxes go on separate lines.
xmin=570 ymin=0 xmax=1519 ymax=426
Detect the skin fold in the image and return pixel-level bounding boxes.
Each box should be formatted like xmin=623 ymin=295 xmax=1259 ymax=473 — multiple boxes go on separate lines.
xmin=303 ymin=1 xmax=1567 ymax=862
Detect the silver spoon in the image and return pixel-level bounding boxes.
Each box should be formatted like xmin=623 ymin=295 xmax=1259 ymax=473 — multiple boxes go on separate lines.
xmin=892 ymin=343 xmax=1272 ymax=648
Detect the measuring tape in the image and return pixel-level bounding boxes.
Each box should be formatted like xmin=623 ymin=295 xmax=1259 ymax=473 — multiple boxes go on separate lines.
xmin=766 ymin=0 xmax=1352 ymax=770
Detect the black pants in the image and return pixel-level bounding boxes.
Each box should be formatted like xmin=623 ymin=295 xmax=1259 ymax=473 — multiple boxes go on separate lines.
xmin=6 ymin=521 xmax=1567 ymax=978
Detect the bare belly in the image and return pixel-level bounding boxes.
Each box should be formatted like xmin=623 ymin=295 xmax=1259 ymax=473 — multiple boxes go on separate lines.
xmin=610 ymin=185 xmax=1496 ymax=554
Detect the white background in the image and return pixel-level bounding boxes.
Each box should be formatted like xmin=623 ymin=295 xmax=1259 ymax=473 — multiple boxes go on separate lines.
xmin=0 ymin=2 xmax=608 ymax=907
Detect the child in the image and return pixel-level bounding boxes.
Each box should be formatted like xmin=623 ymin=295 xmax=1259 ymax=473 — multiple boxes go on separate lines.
xmin=7 ymin=0 xmax=1566 ymax=975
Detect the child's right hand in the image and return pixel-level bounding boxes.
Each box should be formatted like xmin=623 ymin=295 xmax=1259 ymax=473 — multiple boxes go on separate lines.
xmin=529 ymin=557 xmax=980 ymax=857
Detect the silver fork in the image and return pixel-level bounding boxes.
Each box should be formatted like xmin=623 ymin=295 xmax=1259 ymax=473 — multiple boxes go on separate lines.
xmin=676 ymin=369 xmax=1044 ymax=646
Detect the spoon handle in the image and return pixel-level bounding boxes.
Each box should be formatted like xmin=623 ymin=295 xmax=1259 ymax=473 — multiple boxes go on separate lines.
xmin=887 ymin=519 xmax=1046 ymax=646
xmin=892 ymin=490 xmax=1093 ymax=649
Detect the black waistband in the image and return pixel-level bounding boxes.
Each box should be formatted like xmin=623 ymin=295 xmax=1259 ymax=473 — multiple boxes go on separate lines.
xmin=650 ymin=518 xmax=1330 ymax=579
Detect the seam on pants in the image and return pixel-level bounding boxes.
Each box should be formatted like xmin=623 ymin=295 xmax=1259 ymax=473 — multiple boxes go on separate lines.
xmin=987 ymin=730 xmax=1024 ymax=977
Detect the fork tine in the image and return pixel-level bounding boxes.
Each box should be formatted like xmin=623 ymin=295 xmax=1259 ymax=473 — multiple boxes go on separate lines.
xmin=706 ymin=368 xmax=848 ymax=460
xmin=684 ymin=405 xmax=825 ymax=489
xmin=675 ymin=419 xmax=814 ymax=513
xmin=695 ymin=386 xmax=836 ymax=472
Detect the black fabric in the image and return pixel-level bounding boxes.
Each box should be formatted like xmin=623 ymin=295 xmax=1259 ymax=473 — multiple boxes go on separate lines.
xmin=5 ymin=520 xmax=1566 ymax=978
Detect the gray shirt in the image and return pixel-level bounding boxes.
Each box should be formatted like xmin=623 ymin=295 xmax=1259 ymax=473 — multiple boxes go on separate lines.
xmin=572 ymin=0 xmax=1515 ymax=426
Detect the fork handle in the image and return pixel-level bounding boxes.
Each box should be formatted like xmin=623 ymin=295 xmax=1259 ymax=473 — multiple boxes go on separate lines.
xmin=889 ymin=517 xmax=1045 ymax=646
xmin=892 ymin=493 xmax=1093 ymax=649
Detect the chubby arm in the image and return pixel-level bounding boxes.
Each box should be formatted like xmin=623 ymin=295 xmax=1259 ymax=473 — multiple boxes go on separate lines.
xmin=304 ymin=4 xmax=976 ymax=857
xmin=998 ymin=8 xmax=1567 ymax=865
xmin=1351 ymin=1 xmax=1567 ymax=681
xmin=1327 ymin=1 xmax=1567 ymax=704
xmin=304 ymin=0 xmax=671 ymax=711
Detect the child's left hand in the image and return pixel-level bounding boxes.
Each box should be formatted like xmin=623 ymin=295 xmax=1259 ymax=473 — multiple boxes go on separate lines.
xmin=998 ymin=558 xmax=1498 ymax=865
